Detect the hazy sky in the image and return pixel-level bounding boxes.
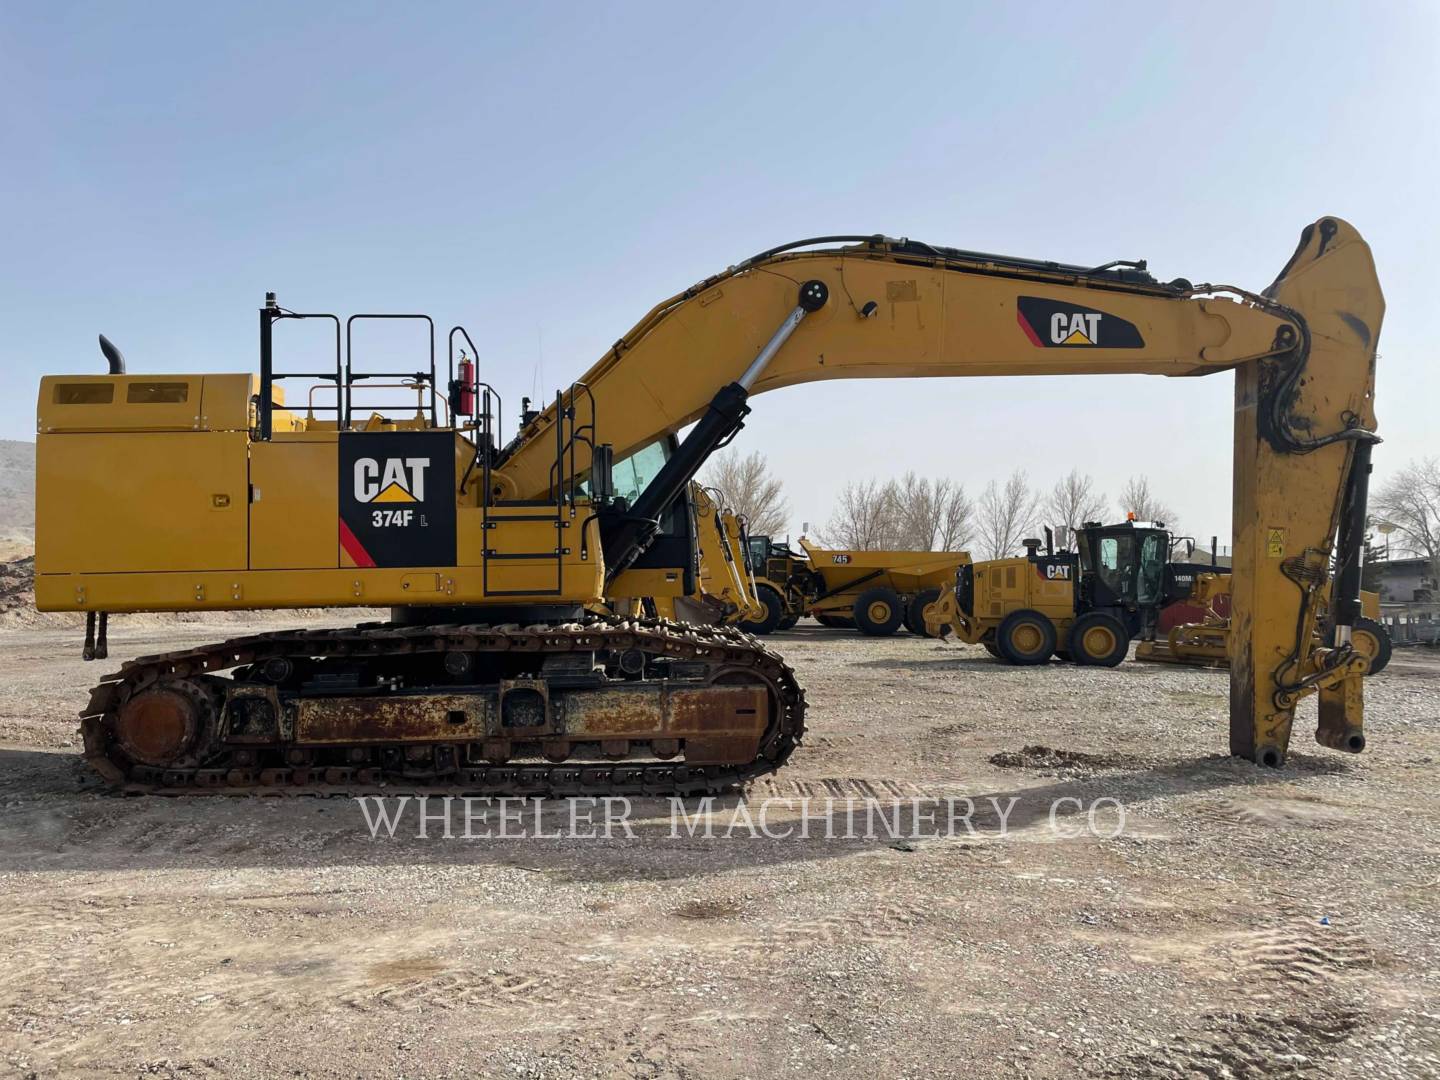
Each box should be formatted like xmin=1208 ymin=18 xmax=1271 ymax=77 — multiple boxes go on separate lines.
xmin=3 ymin=2 xmax=1436 ymax=542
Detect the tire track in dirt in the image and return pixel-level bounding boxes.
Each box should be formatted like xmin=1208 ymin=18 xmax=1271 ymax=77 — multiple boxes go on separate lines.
xmin=1098 ymin=917 xmax=1378 ymax=1078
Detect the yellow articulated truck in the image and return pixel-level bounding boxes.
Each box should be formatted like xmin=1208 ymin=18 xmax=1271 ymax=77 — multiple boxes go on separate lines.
xmin=741 ymin=534 xmax=969 ymax=636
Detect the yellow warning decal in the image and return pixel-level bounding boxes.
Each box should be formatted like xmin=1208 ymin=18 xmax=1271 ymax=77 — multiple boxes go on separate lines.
xmin=1266 ymin=528 xmax=1285 ymax=558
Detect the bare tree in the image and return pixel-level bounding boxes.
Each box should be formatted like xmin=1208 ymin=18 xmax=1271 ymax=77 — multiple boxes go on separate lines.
xmin=891 ymin=472 xmax=974 ymax=551
xmin=1117 ymin=475 xmax=1178 ymax=528
xmin=822 ymin=478 xmax=901 ymax=550
xmin=1043 ymin=469 xmax=1107 ymax=548
xmin=703 ymin=450 xmax=789 ymax=535
xmin=976 ymin=469 xmax=1040 ymax=560
xmin=1372 ymin=457 xmax=1440 ymax=586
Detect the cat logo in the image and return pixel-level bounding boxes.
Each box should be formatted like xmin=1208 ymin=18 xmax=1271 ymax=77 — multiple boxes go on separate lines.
xmin=1050 ymin=311 xmax=1102 ymax=345
xmin=1041 ymin=563 xmax=1073 ymax=581
xmin=1016 ymin=296 xmax=1145 ymax=349
xmin=353 ymin=457 xmax=429 ymax=504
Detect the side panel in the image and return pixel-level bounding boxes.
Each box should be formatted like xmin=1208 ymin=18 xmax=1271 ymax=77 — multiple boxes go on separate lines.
xmin=36 ymin=431 xmax=248 ymax=573
xmin=250 ymin=439 xmax=339 ymax=570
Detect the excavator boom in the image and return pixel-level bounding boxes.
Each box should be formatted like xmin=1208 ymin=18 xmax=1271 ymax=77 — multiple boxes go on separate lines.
xmin=495 ymin=218 xmax=1381 ymax=765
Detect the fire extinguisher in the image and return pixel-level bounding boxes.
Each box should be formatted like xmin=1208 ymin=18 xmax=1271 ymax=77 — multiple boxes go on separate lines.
xmin=455 ymin=355 xmax=476 ymax=416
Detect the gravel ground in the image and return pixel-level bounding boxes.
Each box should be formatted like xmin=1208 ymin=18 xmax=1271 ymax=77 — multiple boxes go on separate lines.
xmin=1 ymin=618 xmax=1437 ymax=1079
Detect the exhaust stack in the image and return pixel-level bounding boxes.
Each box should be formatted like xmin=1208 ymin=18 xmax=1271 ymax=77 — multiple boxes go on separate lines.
xmin=98 ymin=334 xmax=126 ymax=375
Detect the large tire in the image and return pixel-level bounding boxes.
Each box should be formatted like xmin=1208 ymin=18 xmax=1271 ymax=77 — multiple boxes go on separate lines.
xmin=1069 ymin=612 xmax=1130 ymax=667
xmin=814 ymin=613 xmax=853 ymax=629
xmin=1351 ymin=616 xmax=1392 ymax=675
xmin=903 ymin=588 xmax=947 ymax=637
xmin=853 ymin=586 xmax=905 ymax=637
xmin=740 ymin=584 xmax=785 ymax=635
xmin=996 ymin=609 xmax=1056 ymax=665
xmin=777 ymin=613 xmax=800 ymax=631
xmin=982 ymin=640 xmax=1002 ymax=659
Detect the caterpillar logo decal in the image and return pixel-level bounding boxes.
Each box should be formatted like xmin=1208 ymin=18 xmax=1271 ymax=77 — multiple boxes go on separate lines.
xmin=1016 ymin=296 xmax=1145 ymax=349
xmin=354 ymin=457 xmax=429 ymax=504
xmin=338 ymin=432 xmax=456 ymax=568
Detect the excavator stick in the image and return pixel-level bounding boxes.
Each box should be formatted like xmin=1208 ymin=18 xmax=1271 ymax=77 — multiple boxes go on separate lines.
xmin=1229 ymin=218 xmax=1382 ymax=765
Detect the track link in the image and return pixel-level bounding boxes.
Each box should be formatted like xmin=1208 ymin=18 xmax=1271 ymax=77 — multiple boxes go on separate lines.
xmin=79 ymin=616 xmax=805 ymax=797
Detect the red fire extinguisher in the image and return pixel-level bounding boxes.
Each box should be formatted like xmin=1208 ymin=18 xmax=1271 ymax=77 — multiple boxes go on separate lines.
xmin=456 ymin=355 xmax=476 ymax=416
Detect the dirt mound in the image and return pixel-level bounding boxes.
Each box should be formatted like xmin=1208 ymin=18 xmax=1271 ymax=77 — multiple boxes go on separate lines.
xmin=0 ymin=555 xmax=35 ymax=616
xmin=988 ymin=744 xmax=1138 ymax=773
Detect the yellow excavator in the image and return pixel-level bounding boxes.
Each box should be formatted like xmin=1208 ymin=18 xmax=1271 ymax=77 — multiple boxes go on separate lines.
xmin=34 ymin=217 xmax=1382 ymax=792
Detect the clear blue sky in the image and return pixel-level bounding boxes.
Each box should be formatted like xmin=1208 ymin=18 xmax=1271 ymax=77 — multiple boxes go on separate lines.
xmin=3 ymin=2 xmax=1436 ymax=540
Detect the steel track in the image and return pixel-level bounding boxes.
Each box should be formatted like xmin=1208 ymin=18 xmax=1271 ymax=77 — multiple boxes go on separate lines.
xmin=80 ymin=616 xmax=806 ymax=796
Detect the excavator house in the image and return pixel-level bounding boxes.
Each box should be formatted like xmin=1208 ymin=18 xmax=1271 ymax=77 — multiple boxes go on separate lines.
xmin=34 ymin=218 xmax=1383 ymax=794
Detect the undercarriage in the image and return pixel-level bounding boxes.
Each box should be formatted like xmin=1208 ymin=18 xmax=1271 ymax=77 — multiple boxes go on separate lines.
xmin=81 ymin=617 xmax=804 ymax=796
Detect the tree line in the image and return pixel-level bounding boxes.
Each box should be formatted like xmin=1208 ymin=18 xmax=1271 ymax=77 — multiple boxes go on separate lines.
xmin=704 ymin=450 xmax=1177 ymax=559
xmin=707 ymin=447 xmax=1440 ymax=570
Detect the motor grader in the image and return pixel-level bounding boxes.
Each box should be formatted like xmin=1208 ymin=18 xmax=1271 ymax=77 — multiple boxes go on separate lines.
xmin=1137 ymin=569 xmax=1392 ymax=675
xmin=740 ymin=536 xmax=968 ymax=637
xmin=923 ymin=520 xmax=1171 ymax=665
xmin=35 ymin=217 xmax=1384 ymax=792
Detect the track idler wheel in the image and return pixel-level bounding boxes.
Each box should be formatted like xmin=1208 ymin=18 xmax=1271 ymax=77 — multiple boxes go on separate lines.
xmin=112 ymin=680 xmax=214 ymax=769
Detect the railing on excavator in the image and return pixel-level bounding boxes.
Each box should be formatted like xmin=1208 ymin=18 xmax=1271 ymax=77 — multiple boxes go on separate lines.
xmin=254 ymin=295 xmax=599 ymax=596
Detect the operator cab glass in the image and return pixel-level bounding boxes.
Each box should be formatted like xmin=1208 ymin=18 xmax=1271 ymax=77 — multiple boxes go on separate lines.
xmin=1136 ymin=531 xmax=1166 ymax=606
xmin=747 ymin=536 xmax=770 ymax=572
xmin=583 ymin=437 xmax=688 ymax=536
xmin=609 ymin=440 xmax=669 ymax=507
xmin=1094 ymin=534 xmax=1138 ymax=601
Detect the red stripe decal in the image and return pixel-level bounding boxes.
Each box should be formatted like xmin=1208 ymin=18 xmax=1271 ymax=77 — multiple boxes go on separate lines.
xmin=1016 ymin=308 xmax=1044 ymax=347
xmin=338 ymin=519 xmax=376 ymax=568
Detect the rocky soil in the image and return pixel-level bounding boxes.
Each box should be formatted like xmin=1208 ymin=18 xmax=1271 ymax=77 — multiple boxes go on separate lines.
xmin=0 ymin=619 xmax=1437 ymax=1078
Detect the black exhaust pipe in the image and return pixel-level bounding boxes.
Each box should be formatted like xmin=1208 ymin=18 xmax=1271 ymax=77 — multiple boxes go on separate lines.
xmin=98 ymin=334 xmax=126 ymax=375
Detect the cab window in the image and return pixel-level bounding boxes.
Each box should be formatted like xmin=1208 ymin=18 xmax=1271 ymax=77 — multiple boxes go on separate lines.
xmin=1093 ymin=534 xmax=1137 ymax=600
xmin=747 ymin=536 xmax=770 ymax=572
xmin=610 ymin=440 xmax=668 ymax=506
xmin=1099 ymin=538 xmax=1119 ymax=571
xmin=1137 ymin=532 xmax=1166 ymax=606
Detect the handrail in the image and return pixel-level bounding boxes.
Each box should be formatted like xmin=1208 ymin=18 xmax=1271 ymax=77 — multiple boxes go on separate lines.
xmin=344 ymin=314 xmax=436 ymax=429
